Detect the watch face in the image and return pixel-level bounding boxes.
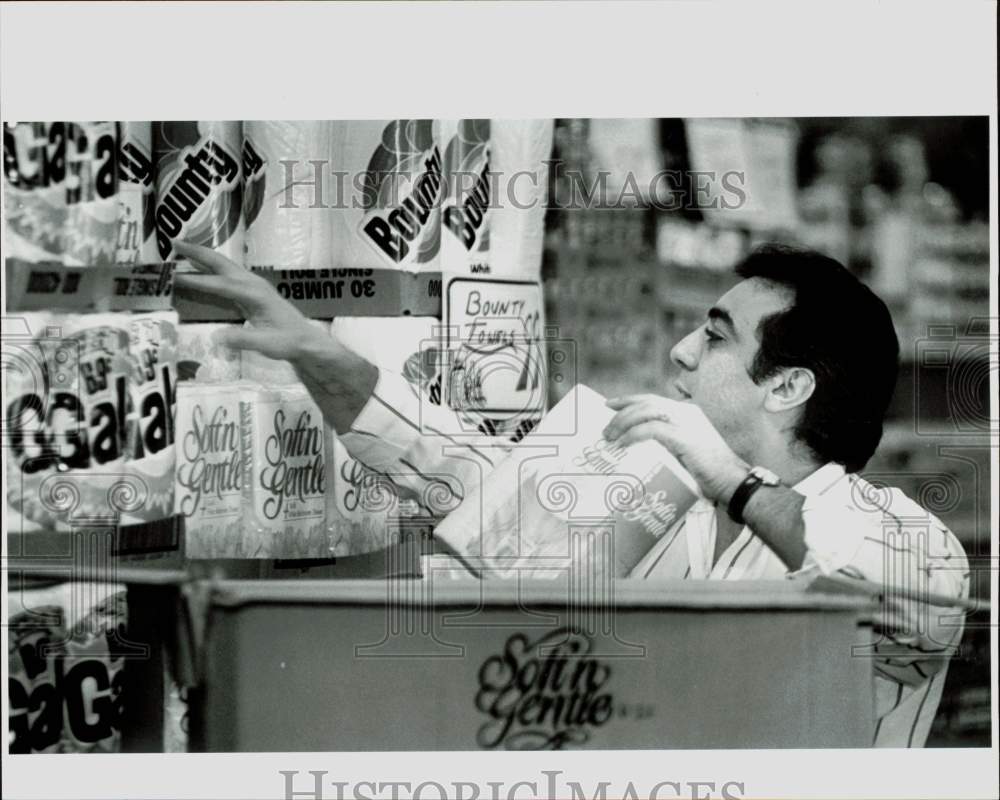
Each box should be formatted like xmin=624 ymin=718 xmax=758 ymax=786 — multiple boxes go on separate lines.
xmin=751 ymin=466 xmax=781 ymax=486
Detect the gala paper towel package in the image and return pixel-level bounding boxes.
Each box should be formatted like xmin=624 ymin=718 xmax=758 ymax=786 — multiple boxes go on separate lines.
xmin=242 ymin=120 xmax=333 ymax=269
xmin=63 ymin=121 xmax=119 ymax=267
xmin=120 ymin=311 xmax=178 ymax=526
xmin=115 ymin=121 xmax=158 ymax=265
xmin=433 ymin=384 xmax=701 ymax=579
xmin=329 ymin=119 xmax=443 ymax=272
xmin=153 ymin=121 xmax=244 ymax=262
xmin=4 ymin=312 xmax=132 ymax=532
xmin=3 ymin=122 xmax=69 ymax=263
xmin=8 ymin=582 xmax=128 ymax=753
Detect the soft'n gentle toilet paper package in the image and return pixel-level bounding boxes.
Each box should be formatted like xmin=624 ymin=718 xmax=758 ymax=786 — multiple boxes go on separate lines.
xmin=115 ymin=120 xmax=158 ymax=265
xmin=175 ymin=382 xmax=245 ymax=558
xmin=433 ymin=384 xmax=701 ymax=580
xmin=240 ymin=383 xmax=331 ymax=559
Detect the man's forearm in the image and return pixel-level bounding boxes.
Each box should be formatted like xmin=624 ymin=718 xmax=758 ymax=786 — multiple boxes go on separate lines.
xmin=738 ymin=483 xmax=809 ymax=571
xmin=290 ymin=327 xmax=379 ymax=433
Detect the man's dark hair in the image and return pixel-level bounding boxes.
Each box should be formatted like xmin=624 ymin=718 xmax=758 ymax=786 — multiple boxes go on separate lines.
xmin=735 ymin=244 xmax=900 ymax=473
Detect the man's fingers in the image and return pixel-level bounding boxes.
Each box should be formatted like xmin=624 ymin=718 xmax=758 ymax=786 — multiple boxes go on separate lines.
xmin=173 ymin=272 xmax=262 ymax=309
xmin=604 ymin=401 xmax=669 ymax=441
xmin=614 ymin=421 xmax=676 ymax=451
xmin=606 ymin=394 xmax=657 ymax=410
xmin=174 ymin=241 xmax=245 ymax=277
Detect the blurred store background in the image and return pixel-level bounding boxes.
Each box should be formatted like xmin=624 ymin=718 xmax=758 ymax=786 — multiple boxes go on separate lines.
xmin=541 ymin=116 xmax=992 ymax=747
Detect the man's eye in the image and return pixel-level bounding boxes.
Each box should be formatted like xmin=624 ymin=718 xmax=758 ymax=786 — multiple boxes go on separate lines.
xmin=705 ymin=329 xmax=723 ymax=343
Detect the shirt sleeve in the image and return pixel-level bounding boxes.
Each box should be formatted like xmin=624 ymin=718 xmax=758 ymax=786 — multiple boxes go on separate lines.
xmin=337 ymin=369 xmax=519 ymax=519
xmin=796 ymin=477 xmax=971 ymax=687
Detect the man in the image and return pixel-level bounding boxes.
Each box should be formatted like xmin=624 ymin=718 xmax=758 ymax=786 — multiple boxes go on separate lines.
xmin=174 ymin=241 xmax=969 ymax=747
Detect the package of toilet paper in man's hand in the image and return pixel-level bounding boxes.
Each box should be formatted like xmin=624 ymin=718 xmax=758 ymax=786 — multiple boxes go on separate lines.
xmin=433 ymin=384 xmax=701 ymax=579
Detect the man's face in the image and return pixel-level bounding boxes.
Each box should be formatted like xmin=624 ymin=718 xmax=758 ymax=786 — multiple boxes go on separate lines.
xmin=669 ymin=277 xmax=793 ymax=456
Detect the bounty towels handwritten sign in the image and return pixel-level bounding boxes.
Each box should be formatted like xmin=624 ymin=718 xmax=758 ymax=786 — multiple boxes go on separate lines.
xmin=433 ymin=384 xmax=700 ymax=579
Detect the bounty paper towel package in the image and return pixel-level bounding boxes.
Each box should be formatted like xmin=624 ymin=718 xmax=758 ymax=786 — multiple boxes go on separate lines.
xmin=240 ymin=384 xmax=331 ymax=559
xmin=120 ymin=311 xmax=178 ymax=525
xmin=3 ymin=122 xmax=68 ymax=263
xmin=329 ymin=120 xmax=443 ymax=272
xmin=243 ymin=120 xmax=333 ymax=269
xmin=433 ymin=384 xmax=701 ymax=579
xmin=153 ymin=121 xmax=244 ymax=262
xmin=489 ymin=119 xmax=553 ymax=278
xmin=115 ymin=121 xmax=158 ymax=265
xmin=5 ymin=312 xmax=132 ymax=532
xmin=63 ymin=121 xmax=119 ymax=267
xmin=440 ymin=119 xmax=491 ymax=275
xmin=176 ymin=322 xmax=242 ymax=383
xmin=175 ymin=382 xmax=245 ymax=558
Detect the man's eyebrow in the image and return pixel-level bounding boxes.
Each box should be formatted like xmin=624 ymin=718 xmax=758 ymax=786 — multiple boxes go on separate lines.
xmin=707 ymin=306 xmax=738 ymax=338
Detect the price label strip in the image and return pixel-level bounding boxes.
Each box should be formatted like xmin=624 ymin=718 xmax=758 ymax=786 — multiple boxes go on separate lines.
xmin=6 ymin=259 xmax=176 ymax=313
xmin=5 ymin=259 xmax=443 ymax=320
xmin=173 ymin=266 xmax=443 ymax=322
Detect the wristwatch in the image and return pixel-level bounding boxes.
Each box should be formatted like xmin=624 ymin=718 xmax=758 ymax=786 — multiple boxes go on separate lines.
xmin=727 ymin=466 xmax=782 ymax=525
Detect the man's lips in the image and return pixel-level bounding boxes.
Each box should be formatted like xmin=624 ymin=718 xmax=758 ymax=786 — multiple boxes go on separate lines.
xmin=673 ymin=382 xmax=692 ymax=400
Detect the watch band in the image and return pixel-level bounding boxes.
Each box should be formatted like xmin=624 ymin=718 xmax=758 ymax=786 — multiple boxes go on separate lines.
xmin=728 ymin=469 xmax=768 ymax=525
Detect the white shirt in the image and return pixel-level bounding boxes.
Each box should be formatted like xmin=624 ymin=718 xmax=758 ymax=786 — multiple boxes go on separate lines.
xmin=339 ymin=369 xmax=971 ymax=747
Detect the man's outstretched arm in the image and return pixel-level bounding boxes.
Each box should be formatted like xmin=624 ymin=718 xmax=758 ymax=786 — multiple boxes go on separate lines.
xmin=172 ymin=241 xmax=507 ymax=512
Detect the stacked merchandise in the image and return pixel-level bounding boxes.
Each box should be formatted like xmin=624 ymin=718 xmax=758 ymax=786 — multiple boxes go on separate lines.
xmin=5 ymin=117 xmax=560 ymax=747
xmin=543 ymin=119 xmax=666 ymax=402
xmin=5 ymin=121 xmax=184 ymax=753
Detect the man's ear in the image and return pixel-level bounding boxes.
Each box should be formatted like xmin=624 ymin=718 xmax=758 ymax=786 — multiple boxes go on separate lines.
xmin=763 ymin=367 xmax=815 ymax=413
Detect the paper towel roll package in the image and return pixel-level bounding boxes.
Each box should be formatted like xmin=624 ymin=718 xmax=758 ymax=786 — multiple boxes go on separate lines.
xmin=440 ymin=119 xmax=491 ymax=275
xmin=433 ymin=384 xmax=701 ymax=579
xmin=243 ymin=120 xmax=333 ymax=269
xmin=5 ymin=312 xmax=133 ymax=532
xmin=3 ymin=122 xmax=68 ymax=263
xmin=119 ymin=311 xmax=178 ymax=526
xmin=489 ymin=119 xmax=554 ymax=278
xmin=329 ymin=120 xmax=443 ymax=272
xmin=175 ymin=382 xmax=246 ymax=558
xmin=63 ymin=121 xmax=119 ymax=267
xmin=153 ymin=121 xmax=244 ymax=263
xmin=8 ymin=582 xmax=127 ymax=753
xmin=115 ymin=121 xmax=158 ymax=265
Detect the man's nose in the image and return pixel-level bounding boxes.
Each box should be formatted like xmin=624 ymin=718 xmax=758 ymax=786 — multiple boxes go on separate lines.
xmin=670 ymin=328 xmax=701 ymax=371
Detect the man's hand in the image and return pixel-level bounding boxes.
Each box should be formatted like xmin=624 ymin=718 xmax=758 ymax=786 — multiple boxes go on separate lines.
xmin=173 ymin=241 xmax=318 ymax=360
xmin=172 ymin=241 xmax=378 ymax=432
xmin=603 ymin=394 xmax=748 ymax=503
